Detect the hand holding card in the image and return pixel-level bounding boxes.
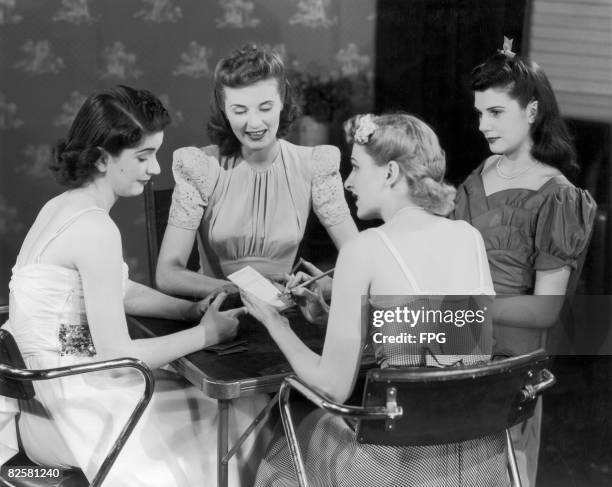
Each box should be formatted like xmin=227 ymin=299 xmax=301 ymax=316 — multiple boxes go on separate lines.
xmin=227 ymin=266 xmax=295 ymax=310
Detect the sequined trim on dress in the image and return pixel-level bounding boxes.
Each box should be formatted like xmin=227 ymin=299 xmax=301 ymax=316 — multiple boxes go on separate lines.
xmin=58 ymin=323 xmax=96 ymax=357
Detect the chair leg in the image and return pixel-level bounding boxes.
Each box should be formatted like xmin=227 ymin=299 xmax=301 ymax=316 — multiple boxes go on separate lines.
xmin=505 ymin=429 xmax=522 ymax=487
xmin=279 ymin=382 xmax=309 ymax=487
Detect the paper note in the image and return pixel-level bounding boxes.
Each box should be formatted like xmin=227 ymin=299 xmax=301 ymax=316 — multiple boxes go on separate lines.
xmin=228 ymin=266 xmax=294 ymax=310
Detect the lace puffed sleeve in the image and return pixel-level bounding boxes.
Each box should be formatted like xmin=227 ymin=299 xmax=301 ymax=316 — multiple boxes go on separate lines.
xmin=310 ymin=145 xmax=351 ymax=227
xmin=168 ymin=147 xmax=219 ymax=230
xmin=534 ymin=186 xmax=597 ymax=270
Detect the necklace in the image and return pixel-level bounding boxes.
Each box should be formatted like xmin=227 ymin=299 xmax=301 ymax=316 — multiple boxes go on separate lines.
xmin=496 ymin=156 xmax=539 ymax=180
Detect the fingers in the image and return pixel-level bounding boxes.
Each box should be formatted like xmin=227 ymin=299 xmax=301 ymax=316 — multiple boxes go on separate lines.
xmin=300 ymin=260 xmax=323 ymax=276
xmin=272 ymin=281 xmax=285 ymax=292
xmin=209 ymin=291 xmax=227 ymax=311
xmin=286 ymin=271 xmax=311 ymax=290
xmin=223 ymin=306 xmax=247 ymax=318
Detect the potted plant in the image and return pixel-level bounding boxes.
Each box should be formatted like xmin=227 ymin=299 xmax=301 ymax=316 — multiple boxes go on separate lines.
xmin=287 ymin=63 xmax=372 ymax=146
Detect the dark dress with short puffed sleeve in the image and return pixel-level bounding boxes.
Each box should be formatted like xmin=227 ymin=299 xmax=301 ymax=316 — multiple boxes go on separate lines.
xmin=453 ymin=161 xmax=596 ymax=355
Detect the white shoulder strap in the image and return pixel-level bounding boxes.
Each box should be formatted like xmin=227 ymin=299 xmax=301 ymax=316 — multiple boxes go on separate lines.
xmin=36 ymin=207 xmax=106 ymax=263
xmin=370 ymin=227 xmax=421 ymax=292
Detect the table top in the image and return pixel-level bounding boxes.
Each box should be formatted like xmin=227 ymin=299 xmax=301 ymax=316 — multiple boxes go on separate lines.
xmin=127 ymin=309 xmax=325 ymax=400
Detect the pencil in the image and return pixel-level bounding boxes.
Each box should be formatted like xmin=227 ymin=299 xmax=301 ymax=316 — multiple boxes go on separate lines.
xmin=290 ymin=257 xmax=305 ymax=274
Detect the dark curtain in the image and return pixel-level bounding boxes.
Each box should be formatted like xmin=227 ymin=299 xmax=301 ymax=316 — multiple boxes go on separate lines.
xmin=374 ymin=0 xmax=527 ymax=184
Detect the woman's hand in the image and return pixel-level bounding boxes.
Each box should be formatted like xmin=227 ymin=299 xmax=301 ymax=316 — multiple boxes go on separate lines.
xmin=285 ymin=266 xmax=330 ymax=325
xmin=208 ymin=282 xmax=240 ymax=300
xmin=182 ymin=281 xmax=239 ymax=322
xmin=291 ymin=284 xmax=329 ymax=325
xmin=199 ymin=292 xmax=245 ymax=347
xmin=183 ymin=294 xmax=217 ymax=322
xmin=241 ymin=291 xmax=289 ymax=331
xmin=287 ymin=260 xmax=333 ymax=298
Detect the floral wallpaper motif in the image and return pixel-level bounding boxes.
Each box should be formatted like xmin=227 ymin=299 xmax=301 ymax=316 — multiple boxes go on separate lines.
xmin=14 ymin=40 xmax=64 ymax=74
xmin=0 ymin=0 xmax=375 ymax=300
xmin=290 ymin=0 xmax=337 ymax=28
xmin=53 ymin=0 xmax=97 ymax=24
xmin=216 ymin=0 xmax=260 ymax=29
xmin=0 ymin=0 xmax=22 ymax=25
xmin=134 ymin=0 xmax=181 ymax=23
xmin=101 ymin=42 xmax=143 ymax=79
xmin=17 ymin=145 xmax=54 ymax=179
xmin=336 ymin=43 xmax=370 ymax=76
xmin=53 ymin=92 xmax=88 ymax=127
xmin=0 ymin=196 xmax=24 ymax=237
xmin=0 ymin=92 xmax=23 ymax=129
xmin=173 ymin=42 xmax=213 ymax=78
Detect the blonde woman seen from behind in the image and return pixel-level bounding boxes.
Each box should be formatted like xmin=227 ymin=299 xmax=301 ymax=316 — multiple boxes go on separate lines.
xmin=243 ymin=113 xmax=508 ymax=487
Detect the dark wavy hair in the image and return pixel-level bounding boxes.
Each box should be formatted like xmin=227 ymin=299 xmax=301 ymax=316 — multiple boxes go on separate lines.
xmin=50 ymin=85 xmax=171 ymax=188
xmin=471 ymin=52 xmax=578 ymax=176
xmin=207 ymin=43 xmax=300 ymax=158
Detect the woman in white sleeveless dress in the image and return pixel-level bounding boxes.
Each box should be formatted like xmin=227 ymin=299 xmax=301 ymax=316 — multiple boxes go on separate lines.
xmin=0 ymin=86 xmax=266 ymax=486
xmin=243 ymin=114 xmax=509 ymax=486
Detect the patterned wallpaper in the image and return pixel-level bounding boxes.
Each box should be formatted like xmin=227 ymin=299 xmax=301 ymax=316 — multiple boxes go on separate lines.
xmin=0 ymin=0 xmax=376 ymax=300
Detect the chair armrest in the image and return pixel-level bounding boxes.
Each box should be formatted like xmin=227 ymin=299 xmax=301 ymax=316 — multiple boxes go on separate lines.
xmin=519 ymin=368 xmax=556 ymax=402
xmin=0 ymin=357 xmax=154 ymax=487
xmin=281 ymin=375 xmax=399 ymax=419
xmin=278 ymin=375 xmax=402 ymax=487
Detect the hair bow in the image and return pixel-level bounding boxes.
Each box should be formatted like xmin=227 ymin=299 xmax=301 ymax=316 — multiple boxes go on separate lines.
xmin=499 ymin=36 xmax=516 ymax=59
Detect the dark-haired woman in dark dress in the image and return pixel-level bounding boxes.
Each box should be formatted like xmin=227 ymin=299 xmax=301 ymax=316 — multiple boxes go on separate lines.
xmin=453 ymin=39 xmax=597 ymax=487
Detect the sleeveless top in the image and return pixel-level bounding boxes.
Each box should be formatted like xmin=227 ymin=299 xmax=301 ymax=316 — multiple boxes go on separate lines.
xmin=0 ymin=207 xmax=129 ymax=464
xmin=368 ymin=227 xmax=494 ymax=369
xmin=6 ymin=207 xmax=129 ymax=359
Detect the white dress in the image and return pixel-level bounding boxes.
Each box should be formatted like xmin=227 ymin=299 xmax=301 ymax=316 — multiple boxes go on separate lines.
xmin=1 ymin=207 xmax=268 ymax=486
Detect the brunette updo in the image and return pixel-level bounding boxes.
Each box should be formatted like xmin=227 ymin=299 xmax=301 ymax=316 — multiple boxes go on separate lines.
xmin=50 ymin=85 xmax=170 ymax=188
xmin=344 ymin=113 xmax=456 ymax=216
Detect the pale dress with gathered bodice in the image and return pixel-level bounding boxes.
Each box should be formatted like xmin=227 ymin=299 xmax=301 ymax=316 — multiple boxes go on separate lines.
xmin=168 ymin=139 xmax=351 ymax=279
xmin=1 ymin=207 xmax=266 ymax=486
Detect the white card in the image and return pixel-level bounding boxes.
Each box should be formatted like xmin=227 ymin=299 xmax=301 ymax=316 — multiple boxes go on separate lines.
xmin=228 ymin=266 xmax=294 ymax=310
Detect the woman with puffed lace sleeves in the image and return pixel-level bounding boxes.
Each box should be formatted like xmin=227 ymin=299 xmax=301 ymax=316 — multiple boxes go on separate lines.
xmin=156 ymin=44 xmax=357 ymax=299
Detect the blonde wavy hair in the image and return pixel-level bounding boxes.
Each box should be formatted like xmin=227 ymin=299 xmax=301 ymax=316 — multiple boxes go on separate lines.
xmin=344 ymin=113 xmax=456 ymax=216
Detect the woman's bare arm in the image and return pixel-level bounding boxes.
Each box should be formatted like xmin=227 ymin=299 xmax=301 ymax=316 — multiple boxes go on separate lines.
xmin=72 ymin=214 xmax=239 ymax=369
xmin=155 ymin=225 xmax=231 ymax=298
xmin=492 ymin=267 xmax=571 ymax=329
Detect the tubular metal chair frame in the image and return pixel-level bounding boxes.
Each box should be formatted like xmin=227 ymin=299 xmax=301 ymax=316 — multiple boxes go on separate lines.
xmin=279 ymin=350 xmax=556 ymax=487
xmin=0 ymin=321 xmax=155 ymax=487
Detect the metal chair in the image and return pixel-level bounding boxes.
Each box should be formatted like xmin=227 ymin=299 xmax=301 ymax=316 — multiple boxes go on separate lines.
xmin=0 ymin=305 xmax=155 ymax=487
xmin=279 ymin=350 xmax=555 ymax=487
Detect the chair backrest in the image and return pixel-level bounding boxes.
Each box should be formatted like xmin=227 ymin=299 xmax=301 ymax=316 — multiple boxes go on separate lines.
xmin=0 ymin=329 xmax=35 ymax=400
xmin=356 ymin=350 xmax=550 ymax=446
xmin=143 ymin=182 xmax=200 ymax=287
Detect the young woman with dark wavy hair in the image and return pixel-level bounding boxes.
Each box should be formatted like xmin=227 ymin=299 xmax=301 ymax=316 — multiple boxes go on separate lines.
xmin=0 ymin=85 xmax=257 ymax=486
xmin=453 ymin=40 xmax=597 ymax=487
xmin=155 ymin=44 xmax=357 ymax=298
